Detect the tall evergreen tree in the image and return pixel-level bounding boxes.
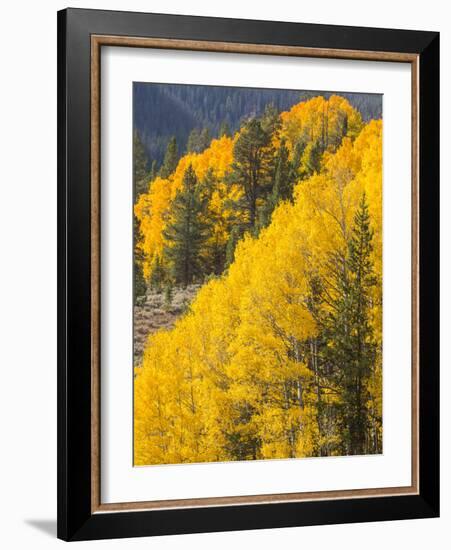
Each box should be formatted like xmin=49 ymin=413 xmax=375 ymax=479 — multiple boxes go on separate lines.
xmin=323 ymin=193 xmax=377 ymax=455
xmin=159 ymin=136 xmax=179 ymax=178
xmin=302 ymin=140 xmax=323 ymax=176
xmin=133 ymin=218 xmax=147 ymax=304
xmin=219 ymin=121 xmax=231 ymax=137
xmin=330 ymin=112 xmax=349 ymax=149
xmin=187 ymin=128 xmax=201 ymax=153
xmin=163 ymin=281 xmax=173 ymax=311
xmin=344 ymin=193 xmax=377 ymax=454
xmin=133 ymin=130 xmax=150 ymax=198
xmin=163 ymin=165 xmax=210 ymax=286
xmin=150 ymin=255 xmax=167 ymax=291
xmin=133 ymin=130 xmax=150 ymax=302
xmin=187 ymin=127 xmax=212 ymax=154
xmin=149 ymin=159 xmax=157 ymax=182
xmin=260 ymin=103 xmax=281 ymax=136
xmin=257 ymin=138 xmax=293 ymax=230
xmin=199 ymin=128 xmax=211 ymax=151
xmin=227 ymin=117 xmax=275 ymax=227
xmin=272 ymin=138 xmax=292 ymax=201
xmin=225 ymin=226 xmax=242 ymax=268
xmin=290 ymin=140 xmax=306 ymax=182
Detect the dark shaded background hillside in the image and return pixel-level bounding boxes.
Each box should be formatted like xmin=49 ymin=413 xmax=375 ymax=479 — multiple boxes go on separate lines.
xmin=133 ymin=82 xmax=382 ymax=168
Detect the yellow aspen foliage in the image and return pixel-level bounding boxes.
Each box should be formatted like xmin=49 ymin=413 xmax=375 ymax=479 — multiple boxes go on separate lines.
xmin=134 ymin=135 xmax=236 ymax=278
xmin=135 ymin=96 xmax=363 ymax=282
xmin=134 ymin=117 xmax=383 ymax=465
xmin=279 ymin=94 xmax=363 ymax=154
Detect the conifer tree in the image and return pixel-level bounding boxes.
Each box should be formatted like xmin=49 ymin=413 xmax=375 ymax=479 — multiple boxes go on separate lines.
xmin=202 ymin=166 xmax=217 ymax=195
xmin=290 ymin=140 xmax=306 ymax=182
xmin=163 ymin=165 xmax=210 ymax=286
xmin=345 ymin=193 xmax=377 ymax=454
xmin=133 ymin=218 xmax=147 ymax=303
xmin=159 ymin=136 xmax=178 ymax=178
xmin=257 ymin=138 xmax=292 ymax=230
xmin=187 ymin=128 xmax=212 ymax=154
xmin=302 ymin=140 xmax=323 ymax=176
xmin=272 ymin=137 xmax=292 ymax=201
xmin=199 ymin=128 xmax=211 ymax=151
xmin=323 ymin=193 xmax=377 ymax=455
xmin=260 ymin=103 xmax=281 ymax=136
xmin=219 ymin=121 xmax=231 ymax=137
xmin=331 ymin=112 xmax=348 ymax=149
xmin=150 ymin=255 xmax=167 ymax=291
xmin=133 ymin=130 xmax=150 ymax=198
xmin=133 ymin=130 xmax=148 ymax=182
xmin=149 ymin=159 xmax=157 ymax=182
xmin=225 ymin=225 xmax=241 ymax=268
xmin=227 ymin=118 xmax=275 ymax=227
xmin=256 ymin=197 xmax=276 ymax=232
xmin=133 ymin=130 xmax=150 ymax=301
xmin=187 ymin=128 xmax=201 ymax=153
xmin=164 ymin=281 xmax=173 ymax=310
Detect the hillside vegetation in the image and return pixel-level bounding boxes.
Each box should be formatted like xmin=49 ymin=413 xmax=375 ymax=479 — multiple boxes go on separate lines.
xmin=133 ymin=83 xmax=382 ymax=167
xmin=134 ymin=95 xmax=382 ymax=465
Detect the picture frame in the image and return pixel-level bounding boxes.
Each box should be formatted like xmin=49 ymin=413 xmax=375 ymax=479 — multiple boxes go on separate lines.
xmin=57 ymin=7 xmax=439 ymax=541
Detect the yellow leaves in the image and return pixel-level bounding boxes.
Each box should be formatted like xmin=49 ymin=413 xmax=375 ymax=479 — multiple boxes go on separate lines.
xmin=135 ymin=135 xmax=237 ymax=277
xmin=135 ymin=96 xmax=365 ymax=281
xmin=134 ymin=320 xmax=228 ymax=465
xmin=134 ymin=100 xmax=383 ymax=466
xmin=172 ymin=135 xmax=235 ymax=190
xmin=292 ymin=121 xmax=382 ymax=296
xmin=279 ymin=94 xmax=363 ymax=156
xmin=134 ymin=175 xmax=173 ymax=279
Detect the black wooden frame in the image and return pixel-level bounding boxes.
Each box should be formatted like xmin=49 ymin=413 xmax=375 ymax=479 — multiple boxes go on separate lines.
xmin=57 ymin=8 xmax=439 ymax=541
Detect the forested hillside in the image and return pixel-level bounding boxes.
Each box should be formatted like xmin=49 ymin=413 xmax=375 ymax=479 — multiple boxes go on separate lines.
xmin=134 ymin=93 xmax=383 ymax=465
xmin=133 ymin=83 xmax=382 ymax=168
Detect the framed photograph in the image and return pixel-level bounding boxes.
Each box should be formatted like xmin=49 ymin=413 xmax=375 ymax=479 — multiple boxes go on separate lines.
xmin=57 ymin=8 xmax=439 ymax=541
